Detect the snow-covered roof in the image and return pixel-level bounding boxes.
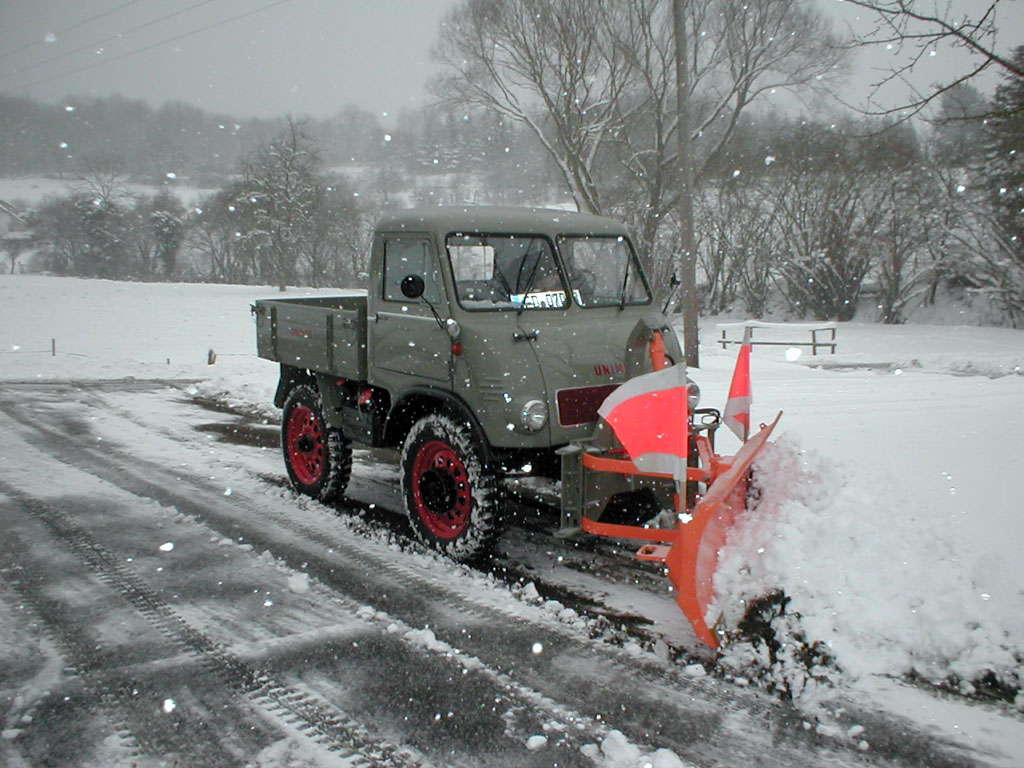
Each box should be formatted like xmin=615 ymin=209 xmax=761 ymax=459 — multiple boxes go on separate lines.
xmin=375 ymin=205 xmax=630 ymax=240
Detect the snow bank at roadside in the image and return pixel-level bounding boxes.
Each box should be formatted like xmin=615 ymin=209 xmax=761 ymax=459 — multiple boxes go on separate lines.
xmin=714 ymin=435 xmax=1024 ymax=708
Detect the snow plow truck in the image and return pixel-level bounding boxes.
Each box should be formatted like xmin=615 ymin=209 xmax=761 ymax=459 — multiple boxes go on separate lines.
xmin=252 ymin=207 xmax=779 ymax=648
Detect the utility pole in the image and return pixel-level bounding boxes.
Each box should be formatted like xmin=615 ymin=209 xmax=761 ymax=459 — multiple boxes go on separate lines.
xmin=673 ymin=0 xmax=699 ymax=368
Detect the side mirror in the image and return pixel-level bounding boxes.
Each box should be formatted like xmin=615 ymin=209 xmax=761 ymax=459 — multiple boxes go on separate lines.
xmin=400 ymin=274 xmax=425 ymax=299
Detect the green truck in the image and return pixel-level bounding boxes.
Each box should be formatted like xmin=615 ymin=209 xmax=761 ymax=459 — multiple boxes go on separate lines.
xmin=253 ymin=206 xmax=690 ymax=561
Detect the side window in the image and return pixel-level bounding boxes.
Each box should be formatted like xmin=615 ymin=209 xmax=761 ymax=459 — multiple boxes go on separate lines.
xmin=382 ymin=238 xmax=441 ymax=303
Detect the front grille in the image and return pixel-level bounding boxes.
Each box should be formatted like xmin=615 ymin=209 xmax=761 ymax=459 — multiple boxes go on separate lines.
xmin=556 ymin=384 xmax=619 ymax=427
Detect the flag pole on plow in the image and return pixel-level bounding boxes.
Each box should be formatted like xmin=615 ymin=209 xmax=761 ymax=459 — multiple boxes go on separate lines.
xmin=722 ymin=326 xmax=752 ymax=442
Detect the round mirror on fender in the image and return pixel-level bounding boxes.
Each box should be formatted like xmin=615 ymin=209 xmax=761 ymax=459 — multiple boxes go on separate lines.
xmin=400 ymin=274 xmax=425 ymax=299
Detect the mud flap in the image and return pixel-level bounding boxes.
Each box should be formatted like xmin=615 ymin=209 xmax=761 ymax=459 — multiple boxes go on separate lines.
xmin=664 ymin=412 xmax=781 ymax=648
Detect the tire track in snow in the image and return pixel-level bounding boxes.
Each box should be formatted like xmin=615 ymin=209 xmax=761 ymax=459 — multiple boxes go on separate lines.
xmin=77 ymin=386 xmax=991 ymax=768
xmin=0 ymin=390 xmax=815 ymax=765
xmin=0 ymin=478 xmax=428 ymax=768
xmin=0 ymin=562 xmax=144 ymax=768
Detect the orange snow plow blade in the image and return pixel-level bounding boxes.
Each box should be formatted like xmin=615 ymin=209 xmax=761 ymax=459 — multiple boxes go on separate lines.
xmin=664 ymin=412 xmax=781 ymax=648
xmin=578 ymin=411 xmax=781 ymax=648
xmin=574 ymin=327 xmax=781 ymax=649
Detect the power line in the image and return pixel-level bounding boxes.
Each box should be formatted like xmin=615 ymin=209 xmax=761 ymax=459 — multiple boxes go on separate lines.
xmin=1 ymin=0 xmax=219 ymax=80
xmin=0 ymin=0 xmax=144 ymax=61
xmin=13 ymin=0 xmax=292 ymax=92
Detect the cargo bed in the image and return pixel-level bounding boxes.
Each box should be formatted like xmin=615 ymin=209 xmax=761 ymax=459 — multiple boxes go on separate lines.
xmin=253 ymin=295 xmax=368 ymax=381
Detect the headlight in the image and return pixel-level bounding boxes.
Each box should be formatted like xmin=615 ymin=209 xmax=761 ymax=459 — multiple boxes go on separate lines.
xmin=686 ymin=377 xmax=701 ymax=411
xmin=519 ymin=399 xmax=548 ymax=432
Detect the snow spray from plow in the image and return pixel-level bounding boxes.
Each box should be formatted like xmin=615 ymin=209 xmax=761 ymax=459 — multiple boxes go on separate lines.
xmin=568 ymin=328 xmax=781 ymax=648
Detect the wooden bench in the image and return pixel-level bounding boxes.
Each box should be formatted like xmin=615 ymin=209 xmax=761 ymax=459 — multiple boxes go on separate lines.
xmin=716 ymin=321 xmax=837 ymax=356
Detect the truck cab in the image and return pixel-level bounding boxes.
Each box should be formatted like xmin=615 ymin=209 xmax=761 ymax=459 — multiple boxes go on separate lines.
xmin=368 ymin=207 xmax=679 ymax=450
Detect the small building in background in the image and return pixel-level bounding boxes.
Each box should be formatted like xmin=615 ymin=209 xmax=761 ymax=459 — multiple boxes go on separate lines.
xmin=0 ymin=199 xmax=33 ymax=273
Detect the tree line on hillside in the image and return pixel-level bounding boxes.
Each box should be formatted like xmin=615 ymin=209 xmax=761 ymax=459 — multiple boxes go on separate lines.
xmin=3 ymin=0 xmax=1022 ymax=326
xmin=0 ymin=93 xmax=549 ymax=186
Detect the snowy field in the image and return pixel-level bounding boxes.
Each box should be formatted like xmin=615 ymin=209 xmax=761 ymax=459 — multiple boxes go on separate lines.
xmin=0 ymin=175 xmax=213 ymax=207
xmin=2 ymin=274 xmax=1023 ymax=762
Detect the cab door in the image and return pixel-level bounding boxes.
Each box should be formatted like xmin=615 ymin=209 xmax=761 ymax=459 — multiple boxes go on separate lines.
xmin=370 ymin=235 xmax=451 ymax=385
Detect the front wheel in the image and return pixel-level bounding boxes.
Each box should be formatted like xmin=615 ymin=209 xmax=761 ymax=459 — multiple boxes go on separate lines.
xmin=281 ymin=384 xmax=352 ymax=502
xmin=401 ymin=413 xmax=502 ymax=561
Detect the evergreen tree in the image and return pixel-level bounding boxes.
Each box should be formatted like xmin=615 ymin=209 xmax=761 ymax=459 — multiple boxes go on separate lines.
xmin=984 ymin=45 xmax=1024 ymax=260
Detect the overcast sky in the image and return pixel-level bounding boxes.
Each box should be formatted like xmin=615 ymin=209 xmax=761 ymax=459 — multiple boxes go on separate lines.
xmin=0 ymin=0 xmax=1020 ymax=122
xmin=0 ymin=0 xmax=457 ymax=120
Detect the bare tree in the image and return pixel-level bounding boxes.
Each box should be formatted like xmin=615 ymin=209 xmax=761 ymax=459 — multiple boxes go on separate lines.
xmin=839 ymin=1 xmax=1024 ymax=120
xmin=928 ymin=160 xmax=1024 ymax=326
xmin=71 ymin=152 xmax=132 ymax=204
xmin=435 ymin=0 xmax=845 ymax=216
xmin=766 ymin=122 xmax=904 ymax=321
xmin=434 ymin=0 xmax=847 ymax=363
xmin=303 ymin=180 xmax=367 ymax=288
xmin=695 ymin=180 xmax=778 ymax=317
xmin=872 ymin=170 xmax=939 ymax=324
xmin=2 ymin=233 xmax=31 ymax=274
xmin=188 ymin=183 xmax=258 ymax=284
xmin=238 ymin=117 xmax=326 ymax=291
xmin=129 ymin=191 xmax=186 ymax=280
xmin=433 ymin=0 xmax=634 ymax=215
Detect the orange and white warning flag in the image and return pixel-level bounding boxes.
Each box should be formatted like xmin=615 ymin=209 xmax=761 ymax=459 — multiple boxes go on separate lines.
xmin=722 ymin=326 xmax=752 ymax=441
xmin=597 ymin=363 xmax=690 ymax=482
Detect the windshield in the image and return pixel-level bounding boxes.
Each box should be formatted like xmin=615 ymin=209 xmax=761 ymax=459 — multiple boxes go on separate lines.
xmin=558 ymin=235 xmax=651 ymax=308
xmin=447 ymin=234 xmax=567 ymax=311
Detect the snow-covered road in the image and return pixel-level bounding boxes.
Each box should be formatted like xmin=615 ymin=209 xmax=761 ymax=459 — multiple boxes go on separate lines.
xmin=2 ymin=275 xmax=1024 ymax=766
xmin=0 ymin=379 xmax=996 ymax=767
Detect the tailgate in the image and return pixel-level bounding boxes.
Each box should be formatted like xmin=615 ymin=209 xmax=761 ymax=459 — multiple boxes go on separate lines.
xmin=254 ymin=296 xmax=367 ymax=380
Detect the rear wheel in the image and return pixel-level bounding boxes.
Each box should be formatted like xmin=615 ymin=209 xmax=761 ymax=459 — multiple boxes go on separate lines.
xmin=281 ymin=384 xmax=351 ymax=502
xmin=401 ymin=413 xmax=501 ymax=561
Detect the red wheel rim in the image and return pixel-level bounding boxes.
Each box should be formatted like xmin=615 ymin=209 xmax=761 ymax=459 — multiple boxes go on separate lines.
xmin=411 ymin=440 xmax=471 ymax=539
xmin=286 ymin=404 xmax=324 ymax=486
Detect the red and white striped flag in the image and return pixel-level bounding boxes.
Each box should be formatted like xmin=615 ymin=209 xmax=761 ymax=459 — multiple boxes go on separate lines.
xmin=723 ymin=326 xmax=752 ymax=441
xmin=597 ymin=363 xmax=690 ymax=482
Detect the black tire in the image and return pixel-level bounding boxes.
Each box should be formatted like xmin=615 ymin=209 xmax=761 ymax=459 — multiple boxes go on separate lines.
xmin=281 ymin=384 xmax=352 ymax=502
xmin=400 ymin=413 xmax=502 ymax=561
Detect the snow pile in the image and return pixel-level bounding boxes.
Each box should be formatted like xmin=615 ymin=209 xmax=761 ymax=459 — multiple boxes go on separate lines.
xmin=525 ymin=734 xmax=548 ymax=750
xmin=581 ymin=730 xmax=689 ymax=768
xmin=714 ymin=435 xmax=1024 ymax=705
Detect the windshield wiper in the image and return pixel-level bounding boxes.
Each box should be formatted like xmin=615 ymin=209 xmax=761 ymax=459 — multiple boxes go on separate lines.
xmin=618 ymin=262 xmax=631 ymax=311
xmin=493 ymin=269 xmax=515 ymax=305
xmin=514 ymin=239 xmax=545 ymax=315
